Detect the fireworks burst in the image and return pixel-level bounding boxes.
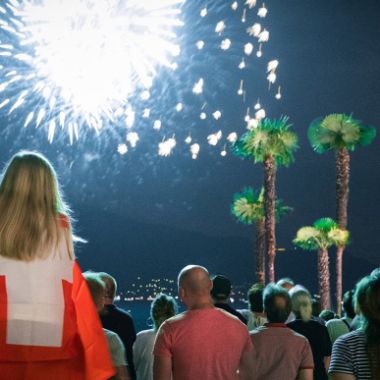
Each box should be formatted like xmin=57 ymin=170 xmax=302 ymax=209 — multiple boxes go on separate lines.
xmin=0 ymin=0 xmax=283 ymax=159
xmin=0 ymin=0 xmax=184 ymax=143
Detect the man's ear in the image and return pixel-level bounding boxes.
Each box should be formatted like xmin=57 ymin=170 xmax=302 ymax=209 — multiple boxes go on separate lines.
xmin=179 ymin=286 xmax=185 ymax=301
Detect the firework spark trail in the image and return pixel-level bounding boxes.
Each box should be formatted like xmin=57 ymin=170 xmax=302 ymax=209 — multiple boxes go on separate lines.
xmin=0 ymin=0 xmax=184 ymax=143
xmin=0 ymin=0 xmax=282 ymax=158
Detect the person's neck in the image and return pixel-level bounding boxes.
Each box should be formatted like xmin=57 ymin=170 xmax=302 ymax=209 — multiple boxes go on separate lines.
xmin=104 ymin=299 xmax=114 ymax=305
xmin=188 ymin=300 xmax=214 ymax=310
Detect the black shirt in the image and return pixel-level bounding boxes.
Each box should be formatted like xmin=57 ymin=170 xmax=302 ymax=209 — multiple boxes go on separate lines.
xmin=214 ymin=303 xmax=248 ymax=325
xmin=100 ymin=304 xmax=137 ymax=380
xmin=288 ymin=319 xmax=332 ymax=380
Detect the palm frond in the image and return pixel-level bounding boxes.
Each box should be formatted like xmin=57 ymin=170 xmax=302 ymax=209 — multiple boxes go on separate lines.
xmin=313 ymin=217 xmax=338 ymax=232
xmin=293 ymin=227 xmax=320 ymax=251
xmin=308 ymin=113 xmax=376 ymax=152
xmin=358 ymin=124 xmax=377 ymax=146
xmin=327 ymin=228 xmax=350 ymax=246
xmin=232 ymin=116 xmax=298 ymax=167
xmin=231 ymin=187 xmax=265 ymax=224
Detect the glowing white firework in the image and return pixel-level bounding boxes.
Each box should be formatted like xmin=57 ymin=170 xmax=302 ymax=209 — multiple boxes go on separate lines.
xmin=153 ymin=120 xmax=162 ymax=130
xmin=247 ymin=118 xmax=258 ymax=129
xmin=227 ymin=132 xmax=238 ymax=143
xmin=255 ymin=108 xmax=266 ymax=120
xmin=267 ymin=72 xmax=276 ymax=84
xmin=207 ymin=130 xmax=222 ymax=146
xmin=125 ymin=111 xmax=136 ymax=129
xmin=127 ymin=132 xmax=139 ymax=148
xmin=237 ymin=80 xmax=244 ymax=96
xmin=184 ymin=135 xmax=192 ymax=144
xmin=190 ymin=143 xmax=200 ymax=159
xmin=257 ymin=4 xmax=268 ymax=18
xmin=220 ymin=149 xmax=227 ymax=157
xmin=254 ymin=101 xmax=261 ymax=110
xmin=245 ymin=0 xmax=257 ymax=8
xmin=192 ymin=78 xmax=204 ymax=94
xmin=118 ymin=144 xmax=128 ymax=155
xmin=212 ymin=110 xmax=222 ymax=120
xmin=247 ymin=23 xmax=261 ymax=37
xmin=0 ymin=0 xmax=184 ymax=137
xmin=221 ymin=39 xmax=231 ymax=50
xmin=200 ymin=8 xmax=207 ymax=17
xmin=238 ymin=58 xmax=246 ymax=69
xmin=175 ymin=103 xmax=183 ymax=112
xmin=200 ymin=112 xmax=207 ymax=120
xmin=142 ymin=108 xmax=150 ymax=118
xmin=196 ymin=40 xmax=205 ymax=50
xmin=231 ymin=2 xmax=239 ymax=11
xmin=158 ymin=137 xmax=176 ymax=156
xmin=244 ymin=43 xmax=254 ymax=56
xmin=215 ymin=21 xmax=226 ymax=34
xmin=258 ymin=29 xmax=270 ymax=42
xmin=275 ymin=86 xmax=282 ymax=99
xmin=267 ymin=59 xmax=279 ymax=72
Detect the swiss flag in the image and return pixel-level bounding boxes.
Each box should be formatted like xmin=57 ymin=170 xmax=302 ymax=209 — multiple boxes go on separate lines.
xmin=0 ymin=259 xmax=115 ymax=380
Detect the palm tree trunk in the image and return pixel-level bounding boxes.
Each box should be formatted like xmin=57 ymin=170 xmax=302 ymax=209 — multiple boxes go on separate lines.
xmin=318 ymin=248 xmax=331 ymax=310
xmin=264 ymin=155 xmax=276 ymax=283
xmin=255 ymin=219 xmax=266 ymax=285
xmin=335 ymin=148 xmax=350 ymax=315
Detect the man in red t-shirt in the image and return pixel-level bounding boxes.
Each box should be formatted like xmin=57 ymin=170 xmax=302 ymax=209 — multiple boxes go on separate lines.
xmin=153 ymin=265 xmax=255 ymax=380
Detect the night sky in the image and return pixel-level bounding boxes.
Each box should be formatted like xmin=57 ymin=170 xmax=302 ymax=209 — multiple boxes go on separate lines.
xmin=0 ymin=0 xmax=379 ymax=295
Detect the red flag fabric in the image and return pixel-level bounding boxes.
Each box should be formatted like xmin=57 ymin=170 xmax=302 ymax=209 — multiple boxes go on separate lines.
xmin=0 ymin=259 xmax=115 ymax=380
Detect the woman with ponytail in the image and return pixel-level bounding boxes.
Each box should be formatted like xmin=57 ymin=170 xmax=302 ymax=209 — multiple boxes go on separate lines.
xmin=329 ymin=275 xmax=380 ymax=379
xmin=287 ymin=285 xmax=332 ymax=380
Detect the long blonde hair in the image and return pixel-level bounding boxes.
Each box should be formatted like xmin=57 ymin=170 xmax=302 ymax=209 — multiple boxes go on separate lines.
xmin=0 ymin=151 xmax=73 ymax=261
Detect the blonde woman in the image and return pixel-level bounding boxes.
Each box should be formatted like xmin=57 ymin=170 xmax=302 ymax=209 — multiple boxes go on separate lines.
xmin=133 ymin=294 xmax=178 ymax=380
xmin=287 ymin=285 xmax=332 ymax=380
xmin=0 ymin=151 xmax=114 ymax=380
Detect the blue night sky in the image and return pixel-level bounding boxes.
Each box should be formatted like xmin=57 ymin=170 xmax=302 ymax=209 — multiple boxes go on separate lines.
xmin=0 ymin=0 xmax=379 ymax=295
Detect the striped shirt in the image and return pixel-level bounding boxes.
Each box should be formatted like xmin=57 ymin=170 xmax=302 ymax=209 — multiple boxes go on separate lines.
xmin=329 ymin=330 xmax=372 ymax=379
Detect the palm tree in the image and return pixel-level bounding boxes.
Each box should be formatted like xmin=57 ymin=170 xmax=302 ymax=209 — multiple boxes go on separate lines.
xmin=293 ymin=218 xmax=349 ymax=310
xmin=308 ymin=113 xmax=376 ymax=313
xmin=232 ymin=187 xmax=292 ymax=285
xmin=233 ymin=116 xmax=298 ymax=282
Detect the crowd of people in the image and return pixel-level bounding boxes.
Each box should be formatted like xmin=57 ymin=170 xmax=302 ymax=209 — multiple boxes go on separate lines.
xmin=0 ymin=151 xmax=379 ymax=380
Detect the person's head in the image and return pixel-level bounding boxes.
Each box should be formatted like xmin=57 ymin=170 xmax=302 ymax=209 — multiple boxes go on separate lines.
xmin=289 ymin=285 xmax=312 ymax=322
xmin=342 ymin=289 xmax=356 ymax=319
xmin=83 ymin=272 xmax=106 ymax=312
xmin=319 ymin=309 xmax=337 ymax=322
xmin=247 ymin=283 xmax=264 ymax=313
xmin=98 ymin=272 xmax=117 ymax=304
xmin=276 ymin=277 xmax=295 ymax=291
xmin=151 ymin=293 xmax=178 ymax=331
xmin=177 ymin=265 xmax=212 ymax=309
xmin=354 ymin=275 xmax=380 ymax=378
xmin=210 ymin=274 xmax=232 ymax=303
xmin=370 ymin=267 xmax=380 ymax=278
xmin=263 ymin=284 xmax=292 ymax=323
xmin=0 ymin=151 xmax=71 ymax=261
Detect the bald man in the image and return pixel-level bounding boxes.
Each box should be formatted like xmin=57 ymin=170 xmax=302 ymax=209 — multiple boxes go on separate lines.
xmin=153 ymin=265 xmax=255 ymax=380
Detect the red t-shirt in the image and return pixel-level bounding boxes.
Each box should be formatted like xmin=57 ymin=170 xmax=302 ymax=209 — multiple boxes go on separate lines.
xmin=153 ymin=307 xmax=253 ymax=380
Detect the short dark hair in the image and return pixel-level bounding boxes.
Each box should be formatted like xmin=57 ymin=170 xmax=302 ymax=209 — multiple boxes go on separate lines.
xmin=263 ymin=284 xmax=292 ymax=323
xmin=247 ymin=283 xmax=264 ymax=313
xmin=211 ymin=274 xmax=231 ymax=301
xmin=342 ymin=289 xmax=355 ymax=319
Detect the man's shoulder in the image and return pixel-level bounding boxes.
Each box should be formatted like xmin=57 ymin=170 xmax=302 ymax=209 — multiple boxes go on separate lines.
xmin=335 ymin=329 xmax=365 ymax=345
xmin=105 ymin=304 xmax=133 ymax=319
